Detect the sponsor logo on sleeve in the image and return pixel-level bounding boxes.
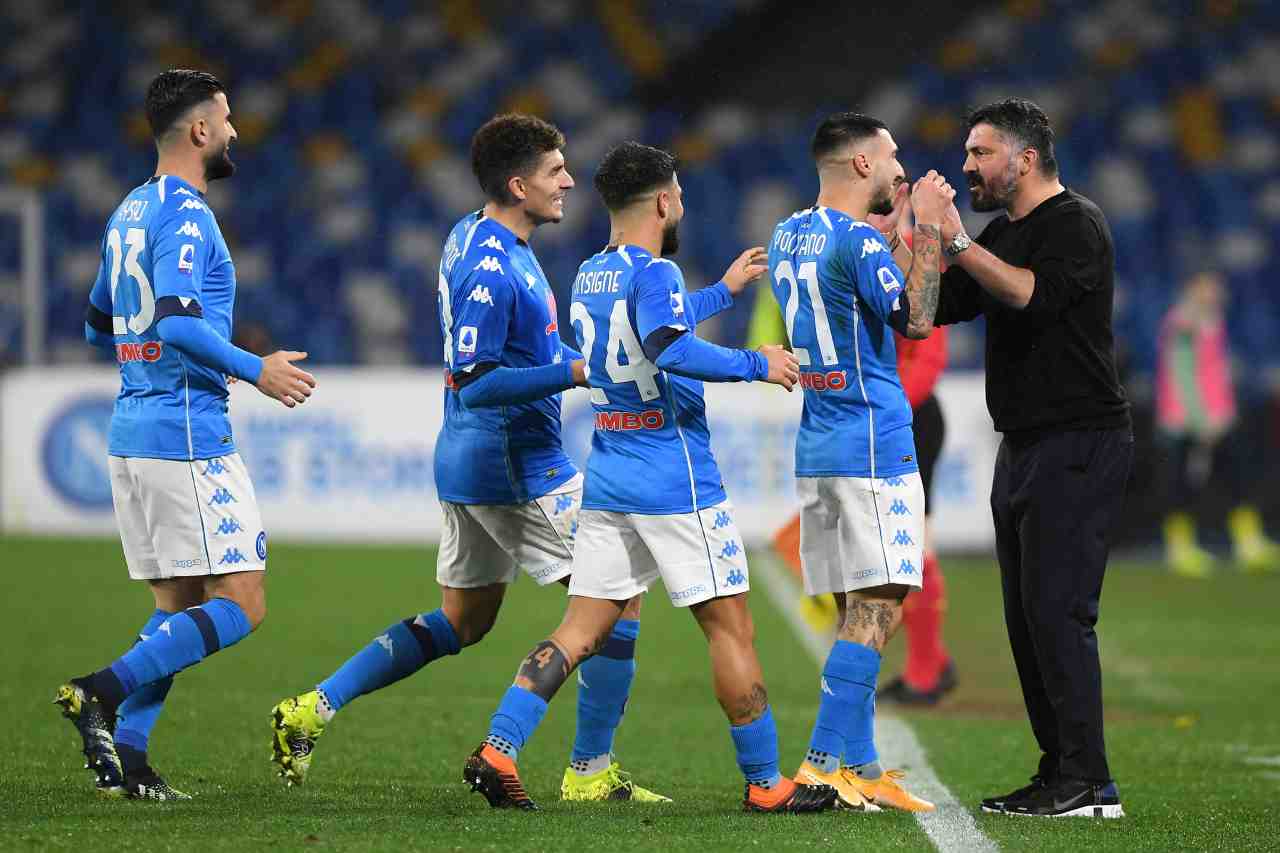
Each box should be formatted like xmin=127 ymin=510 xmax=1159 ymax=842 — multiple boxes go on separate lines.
xmin=861 ymin=237 xmax=887 ymax=258
xmin=178 ymin=198 xmax=207 ymax=212
xmin=474 ymin=256 xmax=504 ymax=274
xmin=178 ymin=243 xmax=195 ymax=274
xmin=670 ymin=291 xmax=685 ymax=316
xmin=878 ymin=266 xmax=900 ymax=293
xmin=479 ymin=234 xmax=506 ymax=254
xmin=467 ymin=284 xmax=493 ymax=305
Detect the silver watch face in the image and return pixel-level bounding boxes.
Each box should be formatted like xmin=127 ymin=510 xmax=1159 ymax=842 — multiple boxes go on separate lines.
xmin=947 ymin=234 xmax=971 ymax=255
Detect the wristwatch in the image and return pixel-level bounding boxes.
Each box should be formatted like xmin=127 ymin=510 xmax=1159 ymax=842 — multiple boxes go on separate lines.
xmin=945 ymin=232 xmax=972 ymax=256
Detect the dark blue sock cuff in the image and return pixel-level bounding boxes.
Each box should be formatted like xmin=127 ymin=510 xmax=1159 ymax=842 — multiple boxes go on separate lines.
xmin=114 ymin=728 xmax=148 ymax=751
xmin=198 ymin=598 xmax=252 ymax=651
xmin=826 ymin=639 xmax=882 ymax=686
xmin=600 ymin=619 xmax=640 ymax=660
xmin=183 ymin=608 xmax=221 ymax=655
xmin=423 ymin=609 xmax=461 ymax=657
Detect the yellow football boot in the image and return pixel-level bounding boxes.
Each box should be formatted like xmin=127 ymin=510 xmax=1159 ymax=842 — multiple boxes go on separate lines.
xmin=270 ymin=690 xmax=327 ymax=787
xmin=560 ymin=761 xmax=671 ymax=802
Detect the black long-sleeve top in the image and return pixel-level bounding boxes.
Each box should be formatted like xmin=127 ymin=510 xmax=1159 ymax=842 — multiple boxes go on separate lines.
xmin=935 ymin=188 xmax=1131 ymax=436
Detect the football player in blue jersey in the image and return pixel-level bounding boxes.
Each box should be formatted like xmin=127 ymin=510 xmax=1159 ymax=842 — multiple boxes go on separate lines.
xmin=463 ymin=142 xmax=839 ymax=814
xmin=768 ymin=113 xmax=952 ymax=812
xmin=270 ymin=115 xmax=667 ymax=803
xmin=55 ymin=70 xmax=316 ymax=800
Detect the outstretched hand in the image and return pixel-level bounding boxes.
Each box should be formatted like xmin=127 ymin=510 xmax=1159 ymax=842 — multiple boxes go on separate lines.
xmin=722 ymin=246 xmax=769 ymax=295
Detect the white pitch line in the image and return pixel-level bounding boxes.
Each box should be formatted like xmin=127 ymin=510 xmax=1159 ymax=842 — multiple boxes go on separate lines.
xmin=752 ymin=554 xmax=999 ymax=853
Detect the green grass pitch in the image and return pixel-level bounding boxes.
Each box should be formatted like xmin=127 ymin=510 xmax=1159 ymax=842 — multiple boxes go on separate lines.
xmin=1 ymin=535 xmax=1276 ymax=851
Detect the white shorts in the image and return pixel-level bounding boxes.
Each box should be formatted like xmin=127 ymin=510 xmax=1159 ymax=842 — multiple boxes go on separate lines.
xmin=109 ymin=453 xmax=267 ymax=581
xmin=568 ymin=500 xmax=750 ymax=607
xmin=436 ymin=474 xmax=581 ymax=588
xmin=798 ymin=474 xmax=925 ymax=595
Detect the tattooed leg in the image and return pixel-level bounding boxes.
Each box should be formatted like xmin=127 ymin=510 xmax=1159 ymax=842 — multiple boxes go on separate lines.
xmin=513 ymin=596 xmax=625 ymax=702
xmin=837 ymin=585 xmax=912 ymax=651
xmin=690 ymin=595 xmax=771 ymax=725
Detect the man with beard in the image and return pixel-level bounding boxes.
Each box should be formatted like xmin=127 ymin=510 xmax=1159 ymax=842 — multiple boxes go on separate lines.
xmin=57 ymin=69 xmax=316 ymax=799
xmin=461 ymin=142 xmax=834 ymax=813
xmin=768 ymin=112 xmax=949 ymax=812
xmin=934 ymin=98 xmax=1131 ymax=818
xmin=271 ymin=115 xmax=669 ymax=803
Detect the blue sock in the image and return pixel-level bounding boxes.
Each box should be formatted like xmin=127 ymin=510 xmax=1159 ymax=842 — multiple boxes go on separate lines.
xmin=487 ymin=686 xmax=549 ymax=760
xmin=571 ymin=619 xmax=639 ymax=763
xmin=839 ymin=642 xmax=882 ymax=768
xmin=806 ymin=639 xmax=869 ymax=772
xmin=86 ymin=598 xmax=251 ymax=709
xmin=730 ymin=706 xmax=782 ymax=788
xmin=115 ymin=609 xmax=176 ymax=774
xmin=317 ymin=609 xmax=460 ymax=712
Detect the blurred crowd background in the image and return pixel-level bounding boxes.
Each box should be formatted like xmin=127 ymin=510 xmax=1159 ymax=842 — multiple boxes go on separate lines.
xmin=1 ymin=0 xmax=1277 ymax=555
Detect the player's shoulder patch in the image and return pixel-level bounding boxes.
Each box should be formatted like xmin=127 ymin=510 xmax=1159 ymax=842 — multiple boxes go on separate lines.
xmin=157 ymin=188 xmax=215 ymax=242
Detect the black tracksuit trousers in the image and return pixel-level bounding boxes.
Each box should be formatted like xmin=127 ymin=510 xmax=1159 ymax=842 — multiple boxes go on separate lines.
xmin=990 ymin=427 xmax=1134 ymax=783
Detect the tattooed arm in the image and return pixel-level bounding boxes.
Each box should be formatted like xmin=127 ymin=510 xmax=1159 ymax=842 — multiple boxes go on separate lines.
xmin=901 ymin=223 xmax=942 ymax=339
xmin=900 ymin=171 xmax=953 ymax=339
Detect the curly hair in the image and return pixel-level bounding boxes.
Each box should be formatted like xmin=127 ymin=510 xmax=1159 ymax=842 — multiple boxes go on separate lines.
xmin=470 ymin=114 xmax=565 ymax=205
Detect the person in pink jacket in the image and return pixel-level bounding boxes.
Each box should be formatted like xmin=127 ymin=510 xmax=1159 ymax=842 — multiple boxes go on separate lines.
xmin=1155 ymin=270 xmax=1277 ymax=576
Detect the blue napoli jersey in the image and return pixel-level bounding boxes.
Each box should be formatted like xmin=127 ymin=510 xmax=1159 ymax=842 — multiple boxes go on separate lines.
xmin=768 ymin=207 xmax=917 ymax=478
xmin=434 ymin=212 xmax=576 ymax=505
xmin=570 ymin=245 xmax=726 ymax=515
xmin=87 ymin=175 xmax=239 ymax=460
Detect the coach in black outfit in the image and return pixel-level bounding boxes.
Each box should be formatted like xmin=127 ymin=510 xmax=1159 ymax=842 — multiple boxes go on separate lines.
xmin=932 ymin=99 xmax=1132 ymax=819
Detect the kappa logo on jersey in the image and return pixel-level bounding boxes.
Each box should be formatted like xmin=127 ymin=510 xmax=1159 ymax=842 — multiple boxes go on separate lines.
xmin=878 ymin=266 xmax=901 ymax=293
xmin=891 ymin=529 xmax=915 ymax=547
xmin=175 ymin=220 xmax=204 ymax=241
xmin=882 ymin=476 xmax=907 ymax=488
xmin=208 ymin=488 xmax=236 ymax=506
xmin=217 ymin=547 xmax=248 ymax=566
xmin=897 ymin=559 xmax=917 ymax=575
xmin=174 ymin=186 xmax=195 ymax=197
xmin=861 ymin=237 xmax=887 ymax=258
xmin=727 ymin=567 xmax=746 ymax=586
xmin=712 ymin=511 xmax=732 ymax=530
xmin=887 ymin=498 xmax=911 ymax=516
xmin=457 ymin=325 xmax=477 ymax=355
xmin=670 ymin=291 xmax=685 ymax=316
xmin=214 ymin=517 xmax=243 ymax=536
xmin=479 ymin=234 xmax=506 ymax=254
xmin=178 ymin=243 xmax=195 ymax=274
xmin=467 ymin=284 xmax=493 ymax=306
xmin=178 ymin=198 xmax=207 ymax=212
xmin=115 ymin=341 xmax=164 ymax=363
xmin=202 ymin=459 xmax=227 ymax=476
xmin=820 ymin=677 xmax=836 ymax=696
xmin=474 ymin=256 xmax=503 ymax=274
xmin=554 ymin=493 xmax=574 ymax=515
xmin=720 ymin=540 xmax=741 ymax=559
xmin=376 ymin=634 xmax=394 ymax=656
xmin=525 ymin=272 xmax=537 ymax=290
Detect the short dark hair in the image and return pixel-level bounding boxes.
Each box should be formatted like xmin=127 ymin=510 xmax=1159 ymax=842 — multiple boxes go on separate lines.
xmin=592 ymin=142 xmax=678 ymax=212
xmin=811 ymin=112 xmax=889 ymax=160
xmin=145 ymin=69 xmax=225 ymax=140
xmin=967 ymin=98 xmax=1058 ymax=176
xmin=470 ymin=114 xmax=565 ymax=205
